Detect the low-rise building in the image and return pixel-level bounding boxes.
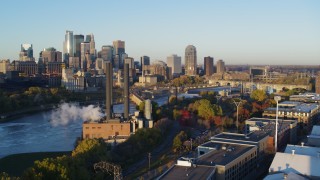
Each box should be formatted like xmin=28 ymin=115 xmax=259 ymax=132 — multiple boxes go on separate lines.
xmin=263 ymin=101 xmax=320 ymax=130
xmin=245 ymin=118 xmax=297 ymax=152
xmin=83 ymin=119 xmax=131 ymax=143
xmin=268 ymin=144 xmax=320 ymax=179
xmin=159 ymin=132 xmax=267 ymax=180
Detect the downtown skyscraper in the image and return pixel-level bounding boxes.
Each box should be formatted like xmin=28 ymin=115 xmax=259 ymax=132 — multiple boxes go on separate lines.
xmin=185 ymin=45 xmax=197 ymax=76
xmin=63 ymin=30 xmax=74 ymax=62
xmin=167 ymin=54 xmax=181 ymax=75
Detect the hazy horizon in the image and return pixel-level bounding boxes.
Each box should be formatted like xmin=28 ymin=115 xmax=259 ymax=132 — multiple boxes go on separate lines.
xmin=1 ymin=0 xmax=319 ymax=65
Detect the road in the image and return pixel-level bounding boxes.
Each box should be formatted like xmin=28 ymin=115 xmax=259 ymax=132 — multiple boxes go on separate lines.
xmin=123 ymin=121 xmax=181 ymax=178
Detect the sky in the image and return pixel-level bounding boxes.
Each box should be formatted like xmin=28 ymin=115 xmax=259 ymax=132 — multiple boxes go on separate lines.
xmin=0 ymin=0 xmax=319 ymax=65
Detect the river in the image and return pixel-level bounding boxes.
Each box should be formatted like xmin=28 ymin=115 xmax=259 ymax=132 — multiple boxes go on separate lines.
xmin=0 ymin=96 xmax=168 ymax=158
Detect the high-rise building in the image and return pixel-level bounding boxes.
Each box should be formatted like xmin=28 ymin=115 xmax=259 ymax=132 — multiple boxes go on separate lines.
xmin=185 ymin=45 xmax=197 ymax=76
xmin=316 ymin=74 xmax=320 ymax=94
xmin=19 ymin=44 xmax=34 ymax=61
xmin=167 ymin=54 xmax=181 ymax=74
xmin=63 ymin=30 xmax=74 ymax=61
xmin=87 ymin=33 xmax=96 ymax=56
xmin=124 ymin=57 xmax=134 ymax=69
xmin=74 ymin=34 xmax=84 ymax=58
xmin=204 ymin=56 xmax=214 ymax=76
xmin=140 ymin=56 xmax=150 ymax=71
xmin=80 ymin=42 xmax=90 ymax=70
xmin=113 ymin=40 xmax=125 ymax=55
xmin=216 ymin=59 xmax=225 ymax=74
xmin=41 ymin=47 xmax=62 ymax=63
xmin=0 ymin=59 xmax=10 ymax=74
xmin=99 ymin=45 xmax=113 ymax=62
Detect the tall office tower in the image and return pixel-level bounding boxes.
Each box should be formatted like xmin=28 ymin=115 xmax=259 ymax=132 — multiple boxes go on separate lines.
xmin=74 ymin=34 xmax=84 ymax=58
xmin=63 ymin=30 xmax=74 ymax=61
xmin=99 ymin=45 xmax=113 ymax=62
xmin=167 ymin=54 xmax=182 ymax=74
xmin=80 ymin=42 xmax=90 ymax=70
xmin=105 ymin=62 xmax=113 ymax=120
xmin=120 ymin=53 xmax=128 ymax=69
xmin=204 ymin=56 xmax=214 ymax=76
xmin=216 ymin=59 xmax=225 ymax=74
xmin=41 ymin=47 xmax=62 ymax=63
xmin=113 ymin=40 xmax=125 ymax=55
xmin=124 ymin=57 xmax=134 ymax=69
xmin=69 ymin=57 xmax=80 ymax=69
xmin=86 ymin=33 xmax=96 ymax=56
xmin=124 ymin=63 xmax=129 ymax=121
xmin=113 ymin=40 xmax=125 ymax=68
xmin=316 ymin=75 xmax=320 ymax=94
xmin=140 ymin=56 xmax=150 ymax=71
xmin=185 ymin=45 xmax=197 ymax=76
xmin=19 ymin=44 xmax=34 ymax=61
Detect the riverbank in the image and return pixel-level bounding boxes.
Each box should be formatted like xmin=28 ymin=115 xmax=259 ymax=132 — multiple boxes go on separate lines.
xmin=0 ymin=105 xmax=55 ymax=123
xmin=0 ymin=151 xmax=71 ymax=177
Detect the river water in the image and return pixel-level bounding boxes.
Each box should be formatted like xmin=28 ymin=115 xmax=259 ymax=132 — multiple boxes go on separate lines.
xmin=0 ymin=96 xmax=168 ymax=158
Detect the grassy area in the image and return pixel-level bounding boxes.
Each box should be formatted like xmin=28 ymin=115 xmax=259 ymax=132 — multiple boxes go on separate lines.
xmin=0 ymin=151 xmax=71 ymax=177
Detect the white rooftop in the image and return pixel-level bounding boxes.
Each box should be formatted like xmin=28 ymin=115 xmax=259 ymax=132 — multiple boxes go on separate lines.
xmin=285 ymin=144 xmax=320 ymax=157
xmin=264 ymin=172 xmax=308 ymax=180
xmin=269 ymin=151 xmax=320 ymax=177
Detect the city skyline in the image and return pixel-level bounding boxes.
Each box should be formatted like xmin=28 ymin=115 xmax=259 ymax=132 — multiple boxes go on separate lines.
xmin=0 ymin=0 xmax=320 ymax=65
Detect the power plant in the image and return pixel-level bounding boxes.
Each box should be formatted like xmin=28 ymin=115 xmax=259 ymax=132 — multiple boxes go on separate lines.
xmin=82 ymin=61 xmax=154 ymax=143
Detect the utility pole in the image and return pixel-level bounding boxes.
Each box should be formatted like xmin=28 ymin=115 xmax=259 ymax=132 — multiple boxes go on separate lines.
xmin=233 ymin=99 xmax=242 ymax=132
xmin=148 ymin=152 xmax=151 ymax=170
xmin=274 ymin=96 xmax=281 ymax=153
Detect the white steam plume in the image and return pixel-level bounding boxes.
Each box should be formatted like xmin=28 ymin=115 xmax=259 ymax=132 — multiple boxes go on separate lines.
xmin=50 ymin=103 xmax=103 ymax=126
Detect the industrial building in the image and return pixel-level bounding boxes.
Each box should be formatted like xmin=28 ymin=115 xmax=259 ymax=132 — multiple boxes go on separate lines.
xmin=82 ymin=62 xmax=155 ymax=143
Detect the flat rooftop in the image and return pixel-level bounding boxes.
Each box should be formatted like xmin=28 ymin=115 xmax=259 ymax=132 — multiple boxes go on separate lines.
xmin=246 ymin=118 xmax=296 ymax=137
xmin=211 ymin=131 xmax=268 ymax=143
xmin=265 ymin=101 xmax=319 ymax=113
xmin=285 ymin=144 xmax=320 ymax=157
xmin=198 ymin=142 xmax=255 ymax=166
xmin=159 ymin=165 xmax=215 ymax=180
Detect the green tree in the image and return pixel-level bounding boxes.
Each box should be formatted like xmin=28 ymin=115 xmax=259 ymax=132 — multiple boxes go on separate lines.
xmin=172 ymin=131 xmax=188 ymax=152
xmin=250 ymin=89 xmax=267 ymax=102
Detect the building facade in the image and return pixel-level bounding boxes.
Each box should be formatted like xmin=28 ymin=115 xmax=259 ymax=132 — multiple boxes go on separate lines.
xmin=0 ymin=59 xmax=10 ymax=74
xmin=140 ymin=56 xmax=150 ymax=72
xmin=167 ymin=54 xmax=181 ymax=75
xmin=74 ymin=34 xmax=84 ymax=59
xmin=19 ymin=44 xmax=34 ymax=61
xmin=185 ymin=45 xmax=197 ymax=76
xmin=216 ymin=59 xmax=225 ymax=74
xmin=204 ymin=56 xmax=214 ymax=76
xmin=63 ymin=30 xmax=74 ymax=61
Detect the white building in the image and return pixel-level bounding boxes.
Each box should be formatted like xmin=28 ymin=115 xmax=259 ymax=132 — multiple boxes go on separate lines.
xmin=167 ymin=54 xmax=181 ymax=74
xmin=268 ymin=144 xmax=320 ymax=179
